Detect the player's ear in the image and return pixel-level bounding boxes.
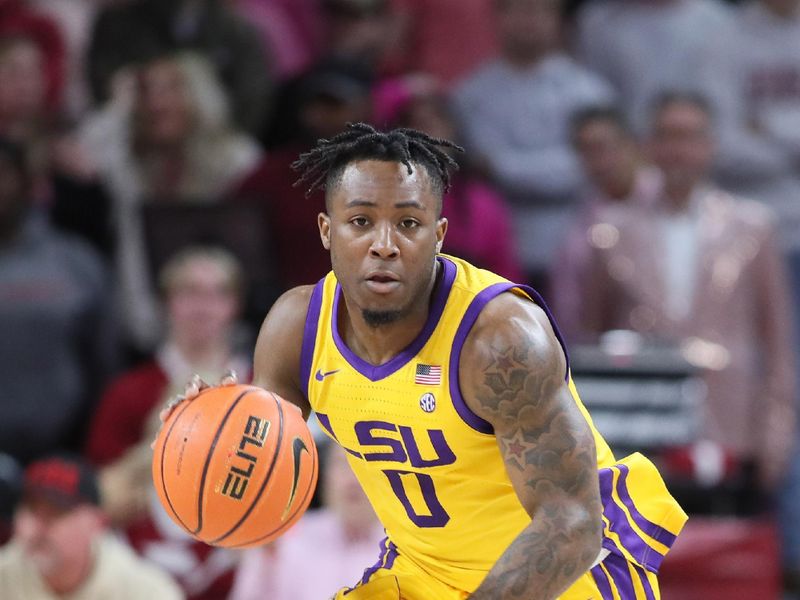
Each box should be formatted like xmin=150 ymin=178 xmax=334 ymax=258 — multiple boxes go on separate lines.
xmin=435 ymin=217 xmax=447 ymax=254
xmin=318 ymin=212 xmax=331 ymax=250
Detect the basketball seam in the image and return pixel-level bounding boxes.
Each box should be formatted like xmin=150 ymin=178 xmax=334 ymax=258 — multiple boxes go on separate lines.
xmin=193 ymin=388 xmax=252 ymax=535
xmin=233 ymin=424 xmax=318 ymax=548
xmin=159 ymin=399 xmax=197 ymax=534
xmin=208 ymin=391 xmax=285 ymax=545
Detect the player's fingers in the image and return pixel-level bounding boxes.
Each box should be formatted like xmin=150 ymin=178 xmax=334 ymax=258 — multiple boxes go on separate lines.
xmin=151 ymin=393 xmax=186 ymax=449
xmin=219 ymin=369 xmax=238 ymax=386
xmin=184 ymin=374 xmax=208 ymax=400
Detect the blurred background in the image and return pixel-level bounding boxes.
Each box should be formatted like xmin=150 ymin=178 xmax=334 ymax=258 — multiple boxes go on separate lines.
xmin=0 ymin=0 xmax=798 ymax=598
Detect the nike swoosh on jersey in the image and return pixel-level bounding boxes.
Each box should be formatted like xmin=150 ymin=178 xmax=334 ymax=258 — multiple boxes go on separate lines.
xmin=281 ymin=436 xmax=310 ymax=520
xmin=315 ymin=368 xmax=340 ymax=381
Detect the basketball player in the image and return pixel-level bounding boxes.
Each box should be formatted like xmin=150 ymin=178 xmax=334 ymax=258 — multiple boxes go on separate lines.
xmin=166 ymin=124 xmax=687 ymax=599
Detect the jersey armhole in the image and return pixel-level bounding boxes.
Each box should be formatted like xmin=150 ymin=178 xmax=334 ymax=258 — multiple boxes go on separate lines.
xmin=449 ymin=283 xmax=571 ymax=435
xmin=299 ymin=278 xmax=326 ymax=400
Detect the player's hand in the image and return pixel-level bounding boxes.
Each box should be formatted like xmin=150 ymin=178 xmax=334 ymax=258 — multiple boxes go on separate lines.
xmin=150 ymin=370 xmax=238 ymax=449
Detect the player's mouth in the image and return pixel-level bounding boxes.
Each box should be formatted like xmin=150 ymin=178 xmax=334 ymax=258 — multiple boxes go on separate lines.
xmin=364 ymin=271 xmax=401 ymax=294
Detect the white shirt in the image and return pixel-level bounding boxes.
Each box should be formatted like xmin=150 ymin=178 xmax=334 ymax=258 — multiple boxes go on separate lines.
xmin=659 ymin=197 xmax=700 ymax=321
xmin=0 ymin=534 xmax=184 ymax=600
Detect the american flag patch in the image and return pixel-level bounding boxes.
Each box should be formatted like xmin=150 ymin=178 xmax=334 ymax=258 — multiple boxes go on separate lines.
xmin=415 ymin=364 xmax=442 ymax=385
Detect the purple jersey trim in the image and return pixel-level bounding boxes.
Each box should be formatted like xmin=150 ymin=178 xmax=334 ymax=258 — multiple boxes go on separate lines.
xmin=603 ymin=552 xmax=640 ymax=600
xmin=331 ymin=257 xmax=456 ymax=381
xmin=299 ymin=279 xmax=325 ymax=399
xmin=599 ymin=468 xmax=665 ymax=572
xmin=615 ymin=463 xmax=678 ymax=548
xmin=632 ymin=562 xmax=657 ymax=600
xmin=521 ymin=284 xmax=571 ymax=376
xmin=357 ymin=537 xmax=390 ymax=586
xmin=344 ymin=536 xmax=399 ymax=595
xmin=590 ymin=564 xmax=615 ymax=600
xmin=449 ymin=282 xmax=571 ymax=435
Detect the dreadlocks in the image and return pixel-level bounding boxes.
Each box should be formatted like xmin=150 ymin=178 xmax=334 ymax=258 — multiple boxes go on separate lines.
xmin=292 ymin=123 xmax=463 ymax=202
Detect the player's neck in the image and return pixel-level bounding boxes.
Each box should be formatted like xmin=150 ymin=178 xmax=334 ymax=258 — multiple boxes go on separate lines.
xmin=340 ymin=265 xmax=441 ymax=366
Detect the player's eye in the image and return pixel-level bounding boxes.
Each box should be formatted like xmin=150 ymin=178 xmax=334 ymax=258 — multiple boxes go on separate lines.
xmin=350 ymin=216 xmax=369 ymax=227
xmin=400 ymin=218 xmax=420 ymax=229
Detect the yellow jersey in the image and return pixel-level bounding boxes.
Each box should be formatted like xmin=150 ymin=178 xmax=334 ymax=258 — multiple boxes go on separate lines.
xmin=301 ymin=254 xmax=687 ymax=593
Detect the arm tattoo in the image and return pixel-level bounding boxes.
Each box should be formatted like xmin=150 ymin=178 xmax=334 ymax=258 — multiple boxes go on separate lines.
xmin=468 ymin=315 xmax=602 ymax=600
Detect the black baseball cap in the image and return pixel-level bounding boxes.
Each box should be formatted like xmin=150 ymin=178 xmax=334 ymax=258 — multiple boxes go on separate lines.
xmin=22 ymin=455 xmax=101 ymax=511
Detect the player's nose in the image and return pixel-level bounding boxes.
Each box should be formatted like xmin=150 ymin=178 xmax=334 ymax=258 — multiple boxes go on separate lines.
xmin=369 ymin=223 xmax=399 ymax=259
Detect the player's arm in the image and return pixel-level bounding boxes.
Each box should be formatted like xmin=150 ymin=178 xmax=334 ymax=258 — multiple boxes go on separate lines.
xmin=461 ymin=294 xmax=603 ymax=600
xmin=251 ymin=285 xmax=314 ymax=419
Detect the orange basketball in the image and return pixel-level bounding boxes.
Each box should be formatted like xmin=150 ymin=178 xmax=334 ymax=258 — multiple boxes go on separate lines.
xmin=152 ymin=384 xmax=318 ymax=548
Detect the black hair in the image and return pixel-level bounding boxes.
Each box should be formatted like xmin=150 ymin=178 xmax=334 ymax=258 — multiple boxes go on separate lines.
xmin=292 ymin=122 xmax=463 ymax=202
xmin=570 ymin=105 xmax=632 ymax=143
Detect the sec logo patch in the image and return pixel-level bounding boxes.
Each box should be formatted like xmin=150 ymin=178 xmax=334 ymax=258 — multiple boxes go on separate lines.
xmin=419 ymin=393 xmax=436 ymax=413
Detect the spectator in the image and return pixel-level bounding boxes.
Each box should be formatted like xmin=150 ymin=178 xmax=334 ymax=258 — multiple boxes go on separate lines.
xmin=85 ymin=246 xmax=248 ymax=600
xmin=233 ymin=59 xmax=373 ymax=290
xmin=376 ymin=74 xmax=523 ymax=280
xmin=0 ymin=31 xmax=113 ymax=255
xmin=782 ymin=472 xmax=800 ymax=584
xmin=578 ymin=93 xmax=796 ymax=511
xmin=260 ymin=0 xmax=400 ymax=148
xmin=550 ymin=106 xmax=662 ymax=341
xmin=0 ymin=455 xmax=183 ymax=599
xmin=0 ymin=453 xmax=22 ymax=546
xmin=231 ymin=0 xmax=323 ymax=80
xmin=575 ymin=0 xmax=733 ymax=134
xmin=230 ymin=442 xmax=384 ymax=600
xmin=87 ymin=0 xmax=273 ymax=133
xmin=30 ymin=0 xmax=101 ymax=118
xmin=81 ymin=51 xmax=262 ymax=351
xmin=0 ymin=0 xmax=65 ymax=116
xmin=0 ymin=137 xmax=116 ymax=464
xmin=452 ymin=0 xmax=614 ymax=289
xmin=699 ymin=0 xmax=800 ymax=254
xmin=0 ymin=33 xmax=50 ymax=171
xmin=392 ymin=0 xmax=498 ymax=87
xmin=322 ymin=0 xmax=403 ymax=74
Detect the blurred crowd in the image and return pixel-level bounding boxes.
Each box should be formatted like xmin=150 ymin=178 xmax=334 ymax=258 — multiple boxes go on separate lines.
xmin=1 ymin=0 xmax=800 ymax=598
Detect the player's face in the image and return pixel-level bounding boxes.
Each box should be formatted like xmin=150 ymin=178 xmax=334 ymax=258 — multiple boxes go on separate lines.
xmin=319 ymin=160 xmax=447 ymax=326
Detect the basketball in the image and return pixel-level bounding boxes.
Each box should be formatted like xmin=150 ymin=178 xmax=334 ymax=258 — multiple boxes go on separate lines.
xmin=152 ymin=384 xmax=318 ymax=548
